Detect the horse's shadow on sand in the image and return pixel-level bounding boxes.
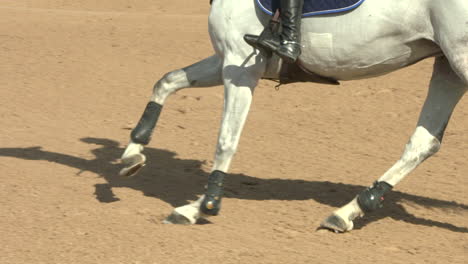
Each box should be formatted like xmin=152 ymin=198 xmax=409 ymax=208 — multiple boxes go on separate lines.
xmin=1 ymin=137 xmax=467 ymax=233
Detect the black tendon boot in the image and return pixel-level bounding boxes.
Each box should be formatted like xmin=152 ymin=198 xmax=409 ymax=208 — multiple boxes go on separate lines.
xmin=277 ymin=0 xmax=303 ymax=63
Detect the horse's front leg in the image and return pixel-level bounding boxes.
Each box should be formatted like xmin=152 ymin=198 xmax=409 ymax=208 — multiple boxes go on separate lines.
xmin=321 ymin=57 xmax=467 ymax=232
xmin=120 ymin=55 xmax=223 ymax=177
xmin=165 ymin=55 xmax=266 ymax=224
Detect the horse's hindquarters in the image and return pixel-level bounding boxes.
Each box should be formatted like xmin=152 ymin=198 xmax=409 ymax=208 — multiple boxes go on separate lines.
xmin=429 ymin=0 xmax=468 ymax=85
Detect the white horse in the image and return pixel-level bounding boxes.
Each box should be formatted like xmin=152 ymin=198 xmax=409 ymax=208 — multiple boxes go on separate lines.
xmin=120 ymin=0 xmax=467 ymax=232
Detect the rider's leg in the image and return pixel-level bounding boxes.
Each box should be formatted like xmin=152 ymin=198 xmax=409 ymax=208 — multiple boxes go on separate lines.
xmin=276 ymin=0 xmax=303 ymax=63
xmin=244 ymin=0 xmax=304 ymax=63
xmin=244 ymin=16 xmax=281 ymax=53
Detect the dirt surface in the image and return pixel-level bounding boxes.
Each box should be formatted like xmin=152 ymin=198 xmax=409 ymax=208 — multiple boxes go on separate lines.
xmin=1 ymin=1 xmax=467 ymax=263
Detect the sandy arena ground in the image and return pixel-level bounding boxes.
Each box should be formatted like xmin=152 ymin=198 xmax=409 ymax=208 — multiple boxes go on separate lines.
xmin=1 ymin=1 xmax=467 ymax=263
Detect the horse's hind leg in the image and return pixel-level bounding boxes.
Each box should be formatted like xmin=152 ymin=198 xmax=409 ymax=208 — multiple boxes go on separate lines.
xmin=321 ymin=57 xmax=467 ymax=232
xmin=120 ymin=55 xmax=223 ymax=177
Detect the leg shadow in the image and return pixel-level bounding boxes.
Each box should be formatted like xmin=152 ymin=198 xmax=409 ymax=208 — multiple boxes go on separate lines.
xmin=0 ymin=137 xmax=466 ymax=233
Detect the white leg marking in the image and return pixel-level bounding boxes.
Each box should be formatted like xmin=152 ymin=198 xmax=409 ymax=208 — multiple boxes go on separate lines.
xmin=212 ymin=82 xmax=255 ymax=172
xmin=121 ymin=141 xmax=144 ymax=159
xmin=164 ymin=196 xmax=205 ymax=224
xmin=151 ymin=55 xmax=223 ymax=104
xmin=120 ymin=141 xmax=145 ymax=177
xmin=321 ymin=198 xmax=361 ymax=232
xmin=378 ymin=126 xmax=440 ymax=186
xmin=166 ymin=53 xmax=266 ymax=223
xmin=120 ymin=56 xmax=223 ymax=176
xmin=211 ymin=55 xmax=266 ymax=172
xmin=322 ymin=57 xmax=466 ymax=232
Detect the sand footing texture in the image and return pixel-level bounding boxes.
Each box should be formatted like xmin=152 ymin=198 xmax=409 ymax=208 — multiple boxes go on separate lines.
xmin=1 ymin=1 xmax=467 ymax=263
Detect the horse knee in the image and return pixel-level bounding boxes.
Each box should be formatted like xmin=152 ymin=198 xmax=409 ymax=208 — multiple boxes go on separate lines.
xmin=152 ymin=70 xmax=187 ymax=102
xmin=153 ymin=72 xmax=175 ymax=93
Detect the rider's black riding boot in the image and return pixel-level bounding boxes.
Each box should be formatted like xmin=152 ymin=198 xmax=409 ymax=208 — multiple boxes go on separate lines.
xmin=277 ymin=0 xmax=303 ymax=63
xmin=244 ymin=19 xmax=281 ymax=53
xmin=244 ymin=0 xmax=303 ymax=63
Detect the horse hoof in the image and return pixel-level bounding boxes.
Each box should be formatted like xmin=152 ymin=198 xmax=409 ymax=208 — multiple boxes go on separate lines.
xmin=319 ymin=214 xmax=353 ymax=233
xmin=119 ymin=153 xmax=146 ymax=177
xmin=163 ymin=211 xmax=193 ymax=225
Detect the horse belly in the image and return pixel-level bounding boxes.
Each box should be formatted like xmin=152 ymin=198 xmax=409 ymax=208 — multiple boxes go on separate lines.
xmin=297 ymin=0 xmax=440 ymax=80
xmin=300 ymin=35 xmax=440 ymax=80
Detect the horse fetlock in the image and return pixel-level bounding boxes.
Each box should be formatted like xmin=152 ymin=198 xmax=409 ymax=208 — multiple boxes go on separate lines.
xmin=357 ymin=181 xmax=393 ymax=213
xmin=200 ymin=170 xmax=226 ymax=216
xmin=121 ymin=142 xmax=143 ymax=160
xmin=131 ymin=102 xmax=163 ymax=145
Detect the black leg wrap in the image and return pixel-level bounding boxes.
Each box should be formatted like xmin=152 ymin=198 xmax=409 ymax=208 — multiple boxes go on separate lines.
xmin=357 ymin=181 xmax=393 ymax=213
xmin=200 ymin=170 xmax=226 ymax=216
xmin=131 ymin=102 xmax=163 ymax=145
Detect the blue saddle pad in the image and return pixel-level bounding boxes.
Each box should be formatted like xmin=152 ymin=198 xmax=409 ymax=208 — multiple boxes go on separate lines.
xmin=256 ymin=0 xmax=365 ymax=17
